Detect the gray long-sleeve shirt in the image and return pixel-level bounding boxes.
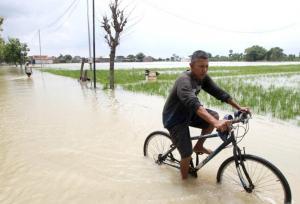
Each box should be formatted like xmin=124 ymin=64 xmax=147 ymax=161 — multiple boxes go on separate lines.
xmin=162 ymin=71 xmax=231 ymax=129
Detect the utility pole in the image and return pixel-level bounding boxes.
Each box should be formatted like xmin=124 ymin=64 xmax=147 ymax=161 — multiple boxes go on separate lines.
xmin=86 ymin=0 xmax=92 ymax=71
xmin=38 ymin=29 xmax=42 ymax=68
xmin=92 ymin=0 xmax=96 ymax=88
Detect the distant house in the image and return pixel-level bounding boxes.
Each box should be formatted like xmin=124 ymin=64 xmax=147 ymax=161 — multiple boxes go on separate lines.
xmin=98 ymin=57 xmax=110 ymax=63
xmin=30 ymin=55 xmax=54 ymax=64
xmin=115 ymin=56 xmax=125 ymax=62
xmin=143 ymin=56 xmax=155 ymax=62
xmin=181 ymin=57 xmax=190 ymax=62
xmin=72 ymin=56 xmax=82 ymax=63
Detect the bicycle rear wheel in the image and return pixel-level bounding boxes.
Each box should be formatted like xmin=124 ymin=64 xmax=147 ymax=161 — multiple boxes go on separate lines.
xmin=217 ymin=154 xmax=292 ymax=204
xmin=143 ymin=131 xmax=180 ymax=166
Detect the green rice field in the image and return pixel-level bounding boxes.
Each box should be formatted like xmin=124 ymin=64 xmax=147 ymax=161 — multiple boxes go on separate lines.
xmin=43 ymin=65 xmax=300 ymax=125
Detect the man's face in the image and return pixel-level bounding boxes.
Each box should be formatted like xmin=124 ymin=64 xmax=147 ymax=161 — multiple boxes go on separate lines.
xmin=190 ymin=58 xmax=208 ymax=80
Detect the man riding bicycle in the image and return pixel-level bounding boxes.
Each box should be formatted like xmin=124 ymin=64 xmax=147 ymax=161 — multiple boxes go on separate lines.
xmin=162 ymin=50 xmax=250 ymax=179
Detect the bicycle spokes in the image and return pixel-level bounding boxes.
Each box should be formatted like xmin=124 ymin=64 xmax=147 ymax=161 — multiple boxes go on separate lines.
xmin=217 ymin=154 xmax=291 ymax=204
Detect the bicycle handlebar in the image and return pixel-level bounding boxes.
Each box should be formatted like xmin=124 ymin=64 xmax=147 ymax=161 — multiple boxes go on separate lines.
xmin=218 ymin=111 xmax=251 ymax=141
xmin=232 ymin=111 xmax=251 ymax=124
xmin=222 ymin=111 xmax=251 ymax=124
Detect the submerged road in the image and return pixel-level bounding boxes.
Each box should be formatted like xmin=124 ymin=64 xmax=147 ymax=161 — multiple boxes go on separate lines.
xmin=0 ymin=67 xmax=299 ymax=204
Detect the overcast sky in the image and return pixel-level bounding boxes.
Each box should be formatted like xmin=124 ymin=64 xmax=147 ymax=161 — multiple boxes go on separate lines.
xmin=1 ymin=0 xmax=300 ymax=58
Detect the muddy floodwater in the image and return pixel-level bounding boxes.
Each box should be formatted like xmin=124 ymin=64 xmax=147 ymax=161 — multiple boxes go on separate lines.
xmin=0 ymin=67 xmax=299 ymax=204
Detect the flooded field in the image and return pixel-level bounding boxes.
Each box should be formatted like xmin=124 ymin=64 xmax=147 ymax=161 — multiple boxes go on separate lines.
xmin=0 ymin=66 xmax=300 ymax=204
xmin=42 ymin=61 xmax=300 ymax=70
xmin=241 ymin=73 xmax=300 ymax=89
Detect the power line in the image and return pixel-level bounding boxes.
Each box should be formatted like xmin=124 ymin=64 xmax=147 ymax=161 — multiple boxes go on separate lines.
xmin=25 ymin=0 xmax=86 ymax=57
xmin=25 ymin=0 xmax=78 ymax=36
xmin=45 ymin=0 xmax=80 ymax=33
xmin=42 ymin=0 xmax=80 ymax=31
xmin=25 ymin=30 xmax=39 ymax=46
xmin=141 ymin=0 xmax=299 ymax=34
xmin=120 ymin=16 xmax=144 ymax=41
xmin=25 ymin=0 xmax=80 ymax=47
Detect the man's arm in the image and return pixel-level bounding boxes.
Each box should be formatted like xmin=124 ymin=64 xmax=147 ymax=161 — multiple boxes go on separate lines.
xmin=196 ymin=106 xmax=230 ymax=132
xmin=202 ymin=76 xmax=250 ymax=113
xmin=227 ymin=98 xmax=250 ymax=113
xmin=202 ymin=76 xmax=231 ymax=102
xmin=227 ymin=98 xmax=241 ymax=110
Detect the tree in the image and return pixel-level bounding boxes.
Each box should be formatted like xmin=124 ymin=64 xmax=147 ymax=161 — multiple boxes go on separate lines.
xmin=287 ymin=54 xmax=296 ymax=61
xmin=53 ymin=54 xmax=72 ymax=63
xmin=20 ymin=43 xmax=29 ymax=66
xmin=266 ymin=47 xmax=285 ymax=61
xmin=3 ymin=38 xmax=29 ymax=66
xmin=231 ymin=53 xmax=244 ymax=61
xmin=0 ymin=16 xmax=4 ymax=63
xmin=170 ymin=54 xmax=180 ymax=62
xmin=0 ymin=16 xmax=3 ymax=33
xmin=244 ymin=45 xmax=267 ymax=61
xmin=0 ymin=18 xmax=30 ymax=66
xmin=229 ymin=49 xmax=233 ymax=57
xmin=102 ymin=0 xmax=128 ymax=89
xmin=136 ymin=52 xmax=145 ymax=62
xmin=64 ymin=54 xmax=72 ymax=63
xmin=210 ymin=55 xmax=229 ymax=61
xmin=126 ymin=54 xmax=136 ymax=62
xmin=0 ymin=38 xmax=4 ymax=63
xmin=55 ymin=54 xmax=66 ymax=63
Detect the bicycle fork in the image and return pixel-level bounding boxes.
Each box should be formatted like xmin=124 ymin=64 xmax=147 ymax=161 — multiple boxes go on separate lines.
xmin=233 ymin=145 xmax=255 ymax=193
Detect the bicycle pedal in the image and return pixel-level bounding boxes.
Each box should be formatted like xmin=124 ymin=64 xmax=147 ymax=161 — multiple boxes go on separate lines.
xmin=188 ymin=168 xmax=198 ymax=178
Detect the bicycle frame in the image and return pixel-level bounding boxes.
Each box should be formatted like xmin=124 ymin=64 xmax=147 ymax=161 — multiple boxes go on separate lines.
xmin=191 ymin=132 xmax=235 ymax=170
xmin=154 ymin=130 xmax=281 ymax=197
xmin=160 ymin=129 xmax=251 ymax=174
xmin=159 ymin=131 xmax=237 ymax=171
xmin=191 ymin=131 xmax=255 ymax=192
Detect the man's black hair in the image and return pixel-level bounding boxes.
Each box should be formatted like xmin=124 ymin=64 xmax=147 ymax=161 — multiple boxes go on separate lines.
xmin=191 ymin=50 xmax=208 ymax=62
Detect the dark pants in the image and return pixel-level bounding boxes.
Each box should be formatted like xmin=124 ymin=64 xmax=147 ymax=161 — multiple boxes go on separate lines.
xmin=167 ymin=109 xmax=219 ymax=158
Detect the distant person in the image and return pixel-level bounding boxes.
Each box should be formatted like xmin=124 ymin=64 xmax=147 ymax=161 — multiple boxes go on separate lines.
xmin=162 ymin=50 xmax=250 ymax=180
xmin=25 ymin=62 xmax=33 ymax=77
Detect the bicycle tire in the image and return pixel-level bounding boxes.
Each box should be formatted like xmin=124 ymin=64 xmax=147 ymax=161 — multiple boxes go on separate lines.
xmin=217 ymin=154 xmax=292 ymax=204
xmin=143 ymin=131 xmax=180 ymax=166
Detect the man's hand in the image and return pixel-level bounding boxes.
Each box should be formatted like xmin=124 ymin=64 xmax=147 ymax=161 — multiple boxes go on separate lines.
xmin=239 ymin=107 xmax=250 ymax=112
xmin=239 ymin=107 xmax=251 ymax=115
xmin=227 ymin=99 xmax=251 ymax=115
xmin=214 ymin=120 xmax=231 ymax=132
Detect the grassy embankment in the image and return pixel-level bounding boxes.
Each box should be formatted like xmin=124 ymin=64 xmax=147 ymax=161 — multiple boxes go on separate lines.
xmin=43 ymin=65 xmax=300 ymax=125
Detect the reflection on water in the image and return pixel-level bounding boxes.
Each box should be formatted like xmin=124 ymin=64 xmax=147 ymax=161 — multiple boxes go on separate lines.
xmin=0 ymin=66 xmax=299 ymax=204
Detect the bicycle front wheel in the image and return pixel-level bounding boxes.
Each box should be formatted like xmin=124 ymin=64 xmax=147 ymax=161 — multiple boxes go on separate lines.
xmin=143 ymin=131 xmax=180 ymax=166
xmin=217 ymin=154 xmax=292 ymax=204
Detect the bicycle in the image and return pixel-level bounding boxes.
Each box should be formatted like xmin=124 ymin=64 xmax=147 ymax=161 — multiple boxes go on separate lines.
xmin=143 ymin=111 xmax=292 ymax=204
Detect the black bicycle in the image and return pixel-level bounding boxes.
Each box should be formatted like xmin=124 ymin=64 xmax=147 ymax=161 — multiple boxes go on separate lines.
xmin=143 ymin=111 xmax=292 ymax=204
